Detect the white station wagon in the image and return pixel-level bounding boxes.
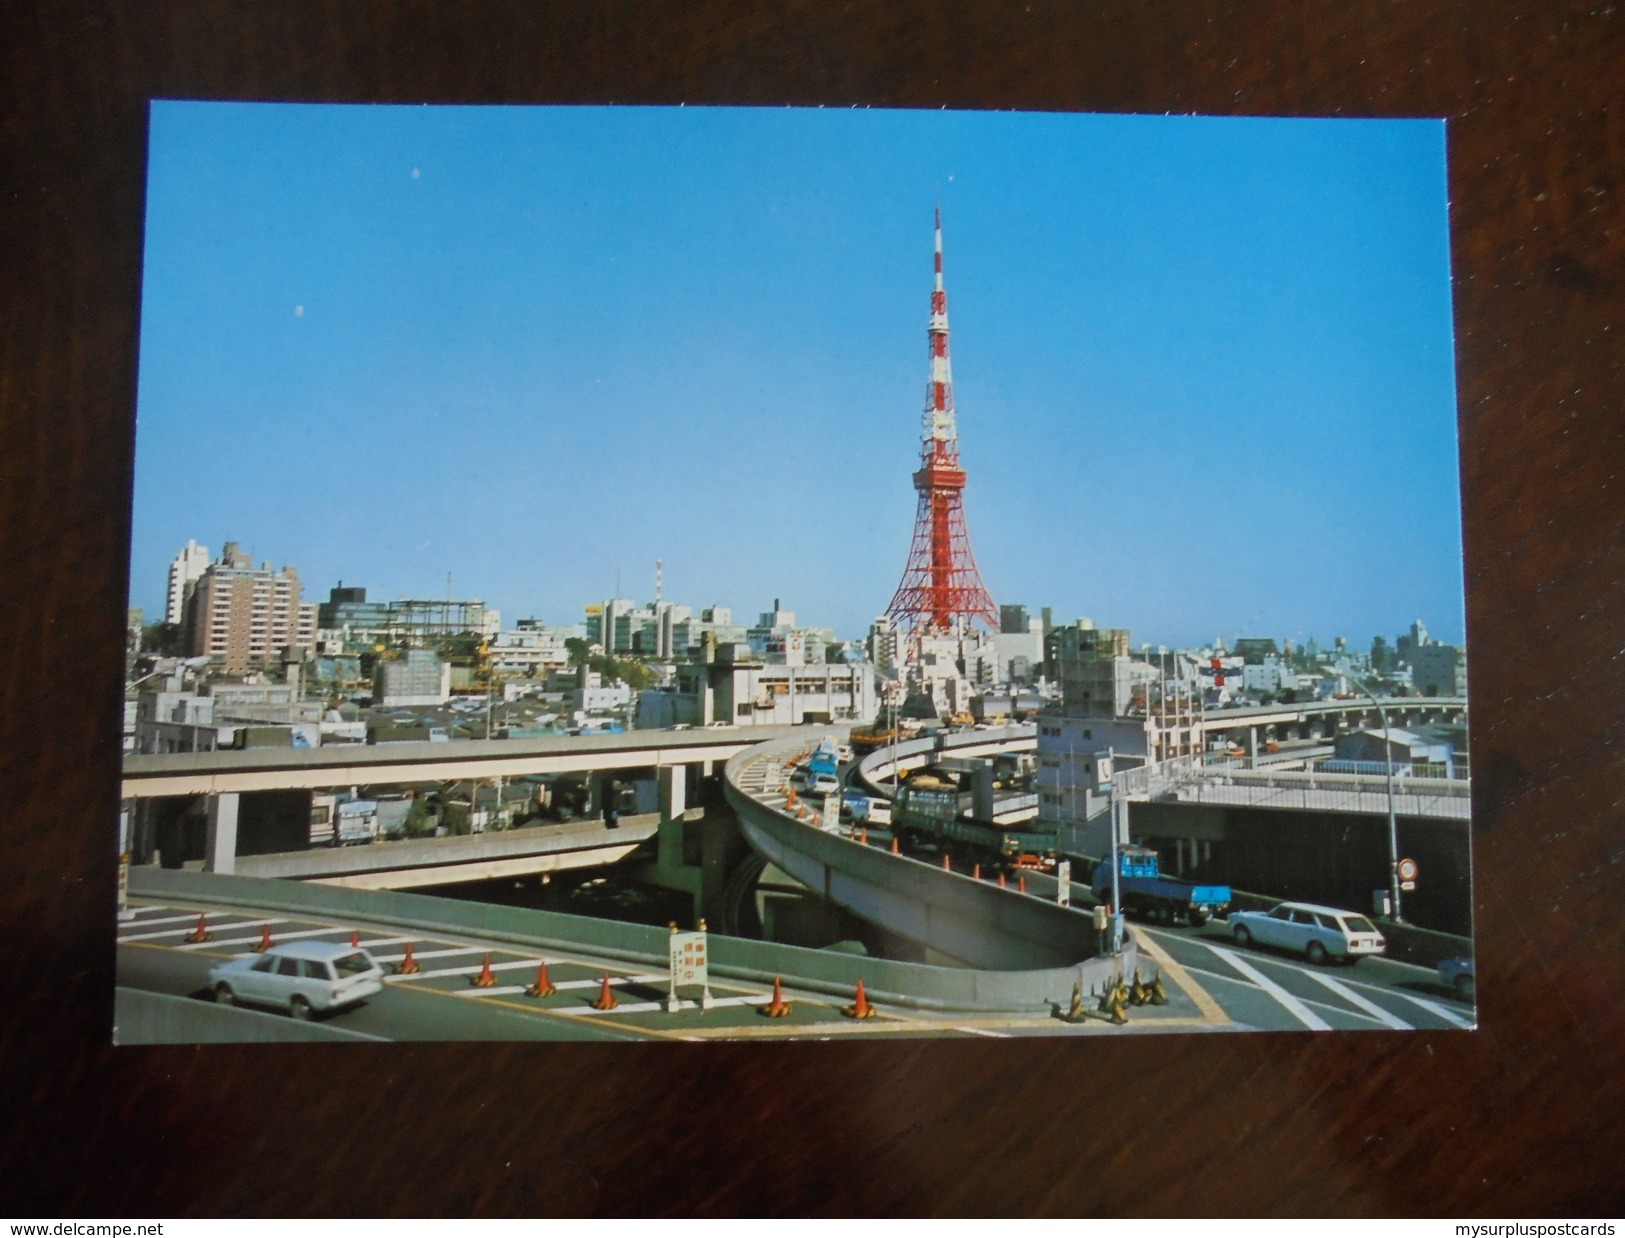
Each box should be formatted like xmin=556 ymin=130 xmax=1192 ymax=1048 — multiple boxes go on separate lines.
xmin=209 ymin=940 xmax=385 ymax=1019
xmin=1228 ymin=901 xmax=1387 ymax=965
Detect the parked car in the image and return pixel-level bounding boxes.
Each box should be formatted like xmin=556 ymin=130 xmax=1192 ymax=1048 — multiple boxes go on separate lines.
xmin=209 ymin=940 xmax=385 ymax=1019
xmin=1228 ymin=901 xmax=1387 ymax=965
xmin=1437 ymin=956 xmax=1475 ymax=1000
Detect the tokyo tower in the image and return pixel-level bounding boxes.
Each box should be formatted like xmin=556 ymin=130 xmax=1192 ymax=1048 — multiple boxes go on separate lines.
xmin=884 ymin=209 xmax=999 ymax=634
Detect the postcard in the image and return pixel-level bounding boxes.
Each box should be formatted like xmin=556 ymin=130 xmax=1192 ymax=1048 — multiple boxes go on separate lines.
xmin=117 ymin=102 xmax=1472 ymax=1042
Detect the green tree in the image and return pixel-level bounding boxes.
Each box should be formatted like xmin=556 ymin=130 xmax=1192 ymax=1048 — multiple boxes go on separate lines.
xmin=564 ymin=637 xmax=591 ymax=667
xmin=141 ymin=622 xmax=185 ymax=655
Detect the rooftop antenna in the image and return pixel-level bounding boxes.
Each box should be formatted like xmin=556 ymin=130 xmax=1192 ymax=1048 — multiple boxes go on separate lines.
xmin=656 ymin=559 xmax=663 ymax=607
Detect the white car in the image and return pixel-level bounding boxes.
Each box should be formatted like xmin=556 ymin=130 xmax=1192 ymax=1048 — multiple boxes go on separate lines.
xmin=1229 ymin=901 xmax=1387 ymax=965
xmin=806 ymin=771 xmax=841 ymax=796
xmin=209 ymin=940 xmax=385 ymax=1019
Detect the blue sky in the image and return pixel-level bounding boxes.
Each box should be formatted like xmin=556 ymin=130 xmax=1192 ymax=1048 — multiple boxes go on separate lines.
xmin=131 ymin=103 xmax=1463 ymax=649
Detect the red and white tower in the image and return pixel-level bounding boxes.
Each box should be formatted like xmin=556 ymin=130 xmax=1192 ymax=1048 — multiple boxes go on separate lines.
xmin=885 ymin=209 xmax=999 ymax=635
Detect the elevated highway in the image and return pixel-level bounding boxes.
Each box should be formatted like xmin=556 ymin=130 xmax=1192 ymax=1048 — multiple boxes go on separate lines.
xmin=851 ymin=724 xmax=1039 ymax=823
xmin=121 ymin=724 xmax=825 ymax=798
xmin=723 ymin=729 xmax=1120 ymax=978
xmin=235 ymin=815 xmax=660 ymax=889
xmin=1198 ymin=696 xmax=1468 ymax=744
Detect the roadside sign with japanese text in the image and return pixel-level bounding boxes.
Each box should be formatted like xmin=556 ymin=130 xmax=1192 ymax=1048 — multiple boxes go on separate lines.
xmin=669 ymin=930 xmax=708 ymax=990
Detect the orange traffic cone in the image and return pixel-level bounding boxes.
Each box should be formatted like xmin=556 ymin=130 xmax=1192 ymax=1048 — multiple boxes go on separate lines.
xmin=999 ymin=872 xmax=1007 ymax=889
xmin=349 ymin=929 xmax=360 ymax=947
xmin=841 ymin=978 xmax=876 ymax=1020
xmin=525 ymin=961 xmax=557 ymax=998
xmin=395 ymin=941 xmax=421 ymax=975
xmin=785 ymin=786 xmax=798 ymax=808
xmin=890 ymin=837 xmax=900 ymax=854
xmin=860 ymin=829 xmax=869 ymax=846
xmin=973 ymin=863 xmax=982 ymax=881
xmin=251 ymin=923 xmax=273 ymax=953
xmin=470 ymin=953 xmax=497 ymax=987
xmin=589 ymin=973 xmax=618 ymax=1011
xmin=1019 ymin=875 xmax=1028 ymax=894
xmin=760 ymin=976 xmax=792 ymax=1018
xmin=183 ymin=913 xmax=211 ymax=944
xmin=941 ymin=853 xmax=951 ymax=871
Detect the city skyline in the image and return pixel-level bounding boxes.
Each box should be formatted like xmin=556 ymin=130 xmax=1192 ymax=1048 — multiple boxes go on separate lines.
xmin=131 ymin=103 xmax=1464 ymax=649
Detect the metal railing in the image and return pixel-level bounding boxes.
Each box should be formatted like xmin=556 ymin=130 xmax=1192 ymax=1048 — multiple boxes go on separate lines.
xmin=1101 ymin=751 xmax=1470 ymax=820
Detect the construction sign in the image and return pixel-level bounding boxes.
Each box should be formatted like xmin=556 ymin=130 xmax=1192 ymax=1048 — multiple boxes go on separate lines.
xmin=670 ymin=931 xmax=708 ymax=987
xmin=1056 ymin=859 xmax=1072 ymax=907
xmin=667 ymin=930 xmax=714 ymax=1012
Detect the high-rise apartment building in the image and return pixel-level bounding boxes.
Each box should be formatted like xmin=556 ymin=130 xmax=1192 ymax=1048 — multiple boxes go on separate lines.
xmin=187 ymin=541 xmax=305 ymax=673
xmin=165 ymin=539 xmax=211 ymax=626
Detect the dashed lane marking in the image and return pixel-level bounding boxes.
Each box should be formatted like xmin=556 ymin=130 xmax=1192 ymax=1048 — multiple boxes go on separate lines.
xmin=1298 ymin=968 xmax=1413 ymax=1029
xmin=552 ymin=993 xmax=774 ymax=1016
xmin=371 ymin=946 xmax=483 ymax=964
xmin=1209 ymin=946 xmax=1332 ymax=1031
xmin=120 ymin=918 xmax=289 ymax=943
xmin=119 ymin=910 xmax=203 ymax=927
xmin=451 ymin=985 xmax=531 ymax=999
xmin=176 ymin=926 xmax=355 ymax=952
xmin=389 ymin=982 xmax=688 ymax=1042
xmin=389 ymin=963 xmax=666 ymax=985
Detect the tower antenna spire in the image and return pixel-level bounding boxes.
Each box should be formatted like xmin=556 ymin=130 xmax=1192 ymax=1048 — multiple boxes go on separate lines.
xmin=884 ymin=210 xmax=999 ymax=635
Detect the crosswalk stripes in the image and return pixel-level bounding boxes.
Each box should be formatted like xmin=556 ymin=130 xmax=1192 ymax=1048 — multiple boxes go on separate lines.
xmin=1209 ymin=946 xmax=1332 ymax=1030
xmin=1387 ymin=988 xmax=1474 ymax=1029
xmin=1297 ymin=968 xmax=1413 ymax=1029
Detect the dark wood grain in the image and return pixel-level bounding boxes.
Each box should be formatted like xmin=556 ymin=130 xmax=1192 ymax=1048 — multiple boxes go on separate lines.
xmin=3 ymin=0 xmax=1622 ymax=1217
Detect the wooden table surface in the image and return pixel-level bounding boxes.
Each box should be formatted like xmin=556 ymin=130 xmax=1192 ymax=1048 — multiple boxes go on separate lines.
xmin=2 ymin=1 xmax=1621 ymax=1217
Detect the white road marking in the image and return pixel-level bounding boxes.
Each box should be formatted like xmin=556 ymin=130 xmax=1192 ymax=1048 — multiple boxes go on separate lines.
xmin=452 ymin=985 xmax=532 ymax=998
xmin=387 ymin=958 xmax=557 ymax=981
xmin=1210 ymin=946 xmax=1332 ymax=1030
xmin=1298 ymin=969 xmax=1413 ymax=1029
xmin=120 ymin=918 xmax=287 ymax=942
xmin=1387 ymin=989 xmax=1474 ymax=1029
xmin=120 ymin=908 xmax=195 ymax=924
xmin=372 ymin=946 xmax=483 ymax=964
xmin=176 ymin=926 xmax=349 ymax=952
xmin=552 ymin=993 xmax=772 ymax=1016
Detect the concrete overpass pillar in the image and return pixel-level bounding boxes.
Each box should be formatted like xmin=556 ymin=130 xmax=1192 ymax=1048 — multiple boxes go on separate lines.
xmin=1248 ymin=727 xmax=1258 ymax=768
xmin=205 ymin=792 xmax=240 ymax=875
xmin=972 ymin=760 xmax=995 ymax=821
xmin=659 ymin=765 xmax=687 ymax=820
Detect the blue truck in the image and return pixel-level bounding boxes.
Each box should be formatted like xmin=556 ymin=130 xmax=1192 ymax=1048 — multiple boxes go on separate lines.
xmin=807 ymin=740 xmax=839 ymax=779
xmin=795 ymin=740 xmax=842 ymax=797
xmin=1092 ymin=846 xmax=1230 ymax=926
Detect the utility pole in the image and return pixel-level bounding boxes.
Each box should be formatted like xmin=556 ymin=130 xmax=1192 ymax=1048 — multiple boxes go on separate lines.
xmin=1351 ymin=672 xmax=1404 ymax=923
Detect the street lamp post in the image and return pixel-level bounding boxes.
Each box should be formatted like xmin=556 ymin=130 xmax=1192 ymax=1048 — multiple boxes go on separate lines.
xmin=1351 ymin=672 xmax=1404 ymax=923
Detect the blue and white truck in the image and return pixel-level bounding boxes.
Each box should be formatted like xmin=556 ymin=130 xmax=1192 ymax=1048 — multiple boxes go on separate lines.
xmin=1092 ymin=846 xmax=1230 ymax=926
xmin=800 ymin=740 xmax=842 ymax=796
